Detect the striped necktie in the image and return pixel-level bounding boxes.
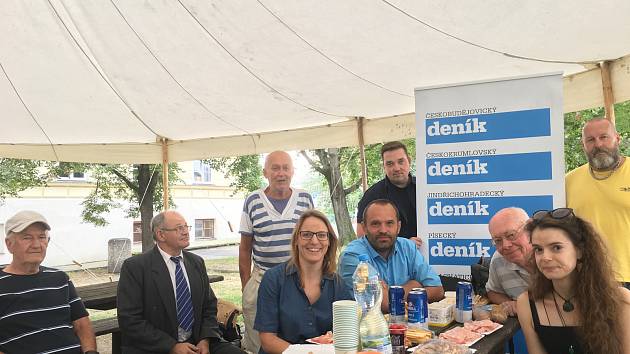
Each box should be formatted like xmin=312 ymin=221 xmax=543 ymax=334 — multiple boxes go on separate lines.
xmin=170 ymin=256 xmax=194 ymax=332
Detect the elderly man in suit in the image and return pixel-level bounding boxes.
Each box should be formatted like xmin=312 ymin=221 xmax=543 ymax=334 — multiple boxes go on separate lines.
xmin=117 ymin=210 xmax=245 ymax=354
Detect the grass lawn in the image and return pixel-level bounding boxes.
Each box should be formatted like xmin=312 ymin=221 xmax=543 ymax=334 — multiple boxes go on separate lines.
xmin=205 ymin=256 xmax=242 ymax=308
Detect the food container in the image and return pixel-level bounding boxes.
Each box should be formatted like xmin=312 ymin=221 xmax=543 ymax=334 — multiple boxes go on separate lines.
xmin=472 ymin=304 xmax=492 ymax=320
xmin=428 ymin=302 xmax=454 ymax=327
xmin=412 ymin=339 xmax=473 ymax=354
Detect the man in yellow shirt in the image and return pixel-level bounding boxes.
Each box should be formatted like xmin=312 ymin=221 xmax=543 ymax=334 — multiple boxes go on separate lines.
xmin=566 ymin=118 xmax=630 ymax=288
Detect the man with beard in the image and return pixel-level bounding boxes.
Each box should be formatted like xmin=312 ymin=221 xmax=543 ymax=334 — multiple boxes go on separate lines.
xmin=566 ymin=118 xmax=630 ymax=288
xmin=338 ymin=199 xmax=443 ymax=313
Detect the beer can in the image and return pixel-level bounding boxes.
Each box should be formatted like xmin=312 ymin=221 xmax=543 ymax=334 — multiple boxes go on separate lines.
xmin=389 ymin=286 xmax=405 ymax=323
xmin=407 ymin=289 xmax=428 ymax=329
xmin=456 ymin=281 xmax=473 ymax=323
xmin=389 ymin=323 xmax=407 ymax=354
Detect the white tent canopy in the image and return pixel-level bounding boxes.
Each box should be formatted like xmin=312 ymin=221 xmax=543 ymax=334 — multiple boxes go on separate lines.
xmin=2 ymin=0 xmax=630 ymax=163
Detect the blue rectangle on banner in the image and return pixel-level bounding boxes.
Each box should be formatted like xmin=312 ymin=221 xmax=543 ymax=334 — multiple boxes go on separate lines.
xmin=427 ymin=195 xmax=553 ymax=224
xmin=426 ymin=152 xmax=552 ymax=184
xmin=428 ymin=239 xmax=496 ymax=266
xmin=425 ymin=108 xmax=551 ymax=144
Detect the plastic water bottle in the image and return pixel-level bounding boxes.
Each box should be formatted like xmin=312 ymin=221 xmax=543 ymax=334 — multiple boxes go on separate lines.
xmin=353 ymin=254 xmax=393 ymax=354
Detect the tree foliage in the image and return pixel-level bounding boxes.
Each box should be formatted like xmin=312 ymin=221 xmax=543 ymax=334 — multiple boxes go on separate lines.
xmin=0 ymin=160 xmax=181 ymax=251
xmin=205 ymin=155 xmax=263 ymax=195
xmin=0 ymin=159 xmax=48 ymax=203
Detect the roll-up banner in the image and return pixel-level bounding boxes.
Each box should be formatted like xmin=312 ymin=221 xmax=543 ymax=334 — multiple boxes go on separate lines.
xmin=415 ymin=73 xmax=565 ymax=280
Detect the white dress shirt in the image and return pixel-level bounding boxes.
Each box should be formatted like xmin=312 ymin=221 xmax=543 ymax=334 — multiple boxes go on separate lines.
xmin=157 ymin=244 xmax=193 ymax=341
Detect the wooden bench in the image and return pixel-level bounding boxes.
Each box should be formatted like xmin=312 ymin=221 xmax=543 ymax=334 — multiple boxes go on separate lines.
xmin=92 ymin=317 xmax=121 ymax=354
xmin=81 ymin=274 xmax=225 ymax=354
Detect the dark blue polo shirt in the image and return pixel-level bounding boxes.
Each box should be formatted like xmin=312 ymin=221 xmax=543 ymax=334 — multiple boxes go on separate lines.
xmin=356 ymin=174 xmax=417 ymax=238
xmin=254 ymin=262 xmax=352 ymax=353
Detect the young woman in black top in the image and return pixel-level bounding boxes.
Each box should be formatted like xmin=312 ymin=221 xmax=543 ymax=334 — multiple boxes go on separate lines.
xmin=516 ymin=208 xmax=630 ymax=354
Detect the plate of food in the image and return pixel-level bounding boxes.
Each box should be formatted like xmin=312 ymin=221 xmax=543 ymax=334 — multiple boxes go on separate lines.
xmin=306 ymin=331 xmax=334 ymax=344
xmin=439 ymin=326 xmax=484 ymax=347
xmin=464 ymin=319 xmax=503 ymax=335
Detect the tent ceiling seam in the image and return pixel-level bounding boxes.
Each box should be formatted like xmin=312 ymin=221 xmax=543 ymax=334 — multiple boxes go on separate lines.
xmin=50 ymin=0 xmax=161 ymax=138
xmin=256 ymin=0 xmax=413 ymax=98
xmin=0 ymin=62 xmax=60 ymax=161
xmin=107 ymin=0 xmax=258 ymax=150
xmin=381 ymin=0 xmax=608 ymax=65
xmin=176 ymin=0 xmax=348 ymax=118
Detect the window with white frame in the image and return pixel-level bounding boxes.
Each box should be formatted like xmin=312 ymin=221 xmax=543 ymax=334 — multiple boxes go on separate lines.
xmin=57 ymin=171 xmax=86 ymax=181
xmin=195 ymin=219 xmax=215 ymax=240
xmin=133 ymin=221 xmax=142 ymax=243
xmin=193 ymin=161 xmax=212 ymax=184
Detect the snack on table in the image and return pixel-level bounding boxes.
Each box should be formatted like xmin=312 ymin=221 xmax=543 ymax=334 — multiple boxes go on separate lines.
xmin=472 ymin=304 xmax=492 ymax=320
xmin=406 ymin=328 xmax=433 ymax=345
xmin=412 ymin=339 xmax=472 ymax=354
xmin=429 ymin=301 xmax=454 ymax=327
xmin=439 ymin=326 xmax=483 ymax=345
xmin=464 ymin=319 xmax=501 ymax=334
xmin=307 ymin=331 xmax=333 ymax=344
xmin=490 ymin=304 xmax=508 ymax=324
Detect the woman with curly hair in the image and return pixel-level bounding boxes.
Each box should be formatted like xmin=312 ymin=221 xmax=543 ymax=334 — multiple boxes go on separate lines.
xmin=516 ymin=208 xmax=630 ymax=354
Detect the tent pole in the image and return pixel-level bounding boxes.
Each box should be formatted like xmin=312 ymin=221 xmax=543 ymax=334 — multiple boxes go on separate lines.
xmin=601 ymin=60 xmax=616 ymax=124
xmin=161 ymin=138 xmax=169 ymax=211
xmin=357 ymin=117 xmax=368 ymax=192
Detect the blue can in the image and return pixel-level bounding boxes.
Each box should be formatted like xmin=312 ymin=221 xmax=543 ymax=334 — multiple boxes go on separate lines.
xmin=389 ymin=286 xmax=405 ymax=323
xmin=407 ymin=289 xmax=428 ymax=329
xmin=456 ymin=281 xmax=473 ymax=323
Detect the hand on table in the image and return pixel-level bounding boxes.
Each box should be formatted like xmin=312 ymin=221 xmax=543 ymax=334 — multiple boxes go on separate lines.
xmin=502 ymin=300 xmax=518 ymax=317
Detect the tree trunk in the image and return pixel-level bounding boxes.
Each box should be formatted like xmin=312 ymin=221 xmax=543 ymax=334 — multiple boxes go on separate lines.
xmin=137 ymin=164 xmax=156 ymax=252
xmin=324 ymin=148 xmax=356 ymax=245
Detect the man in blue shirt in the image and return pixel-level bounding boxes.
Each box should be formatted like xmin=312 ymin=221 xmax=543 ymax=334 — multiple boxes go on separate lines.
xmin=339 ymin=199 xmax=444 ymax=312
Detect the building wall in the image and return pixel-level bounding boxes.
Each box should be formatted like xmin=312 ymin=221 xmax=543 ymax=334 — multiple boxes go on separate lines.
xmin=0 ymin=162 xmax=244 ymax=267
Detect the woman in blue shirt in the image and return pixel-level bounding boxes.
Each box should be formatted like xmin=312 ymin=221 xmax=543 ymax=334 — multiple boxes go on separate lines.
xmin=254 ymin=209 xmax=352 ymax=354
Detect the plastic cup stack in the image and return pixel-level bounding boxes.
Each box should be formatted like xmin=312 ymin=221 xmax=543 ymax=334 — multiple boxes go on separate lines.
xmin=332 ymin=300 xmax=359 ymax=354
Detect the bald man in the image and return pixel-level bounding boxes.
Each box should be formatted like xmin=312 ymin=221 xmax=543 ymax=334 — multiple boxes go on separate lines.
xmin=238 ymin=151 xmax=314 ymax=353
xmin=566 ymin=118 xmax=630 ymax=288
xmin=486 ymin=207 xmax=533 ymax=316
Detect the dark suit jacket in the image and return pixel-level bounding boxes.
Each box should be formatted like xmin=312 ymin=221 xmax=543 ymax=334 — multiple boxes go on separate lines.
xmin=117 ymin=246 xmax=221 ymax=354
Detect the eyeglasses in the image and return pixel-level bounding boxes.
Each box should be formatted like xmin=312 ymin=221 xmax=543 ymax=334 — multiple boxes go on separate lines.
xmin=532 ymin=208 xmax=574 ymax=221
xmin=298 ymin=231 xmax=330 ymax=241
xmin=491 ymin=222 xmax=525 ymax=247
xmin=161 ymin=225 xmax=192 ymax=233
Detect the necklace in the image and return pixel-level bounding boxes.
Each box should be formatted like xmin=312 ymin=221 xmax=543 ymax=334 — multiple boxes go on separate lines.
xmin=553 ymin=288 xmax=575 ymax=312
xmin=589 ymin=158 xmax=621 ymax=180
xmin=552 ymin=292 xmax=567 ymax=326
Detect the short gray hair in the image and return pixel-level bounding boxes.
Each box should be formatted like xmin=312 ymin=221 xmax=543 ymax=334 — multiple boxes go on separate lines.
xmin=151 ymin=212 xmax=167 ymax=240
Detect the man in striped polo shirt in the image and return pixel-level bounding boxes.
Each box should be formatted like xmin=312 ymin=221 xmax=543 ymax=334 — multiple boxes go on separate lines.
xmin=0 ymin=210 xmax=97 ymax=354
xmin=239 ymin=151 xmax=314 ymax=353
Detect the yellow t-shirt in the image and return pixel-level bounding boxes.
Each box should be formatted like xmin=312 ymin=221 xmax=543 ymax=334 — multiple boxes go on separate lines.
xmin=566 ymin=159 xmax=630 ymax=281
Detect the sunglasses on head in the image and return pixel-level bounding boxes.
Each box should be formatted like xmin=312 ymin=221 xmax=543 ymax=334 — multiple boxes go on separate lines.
xmin=532 ymin=208 xmax=574 ymax=221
